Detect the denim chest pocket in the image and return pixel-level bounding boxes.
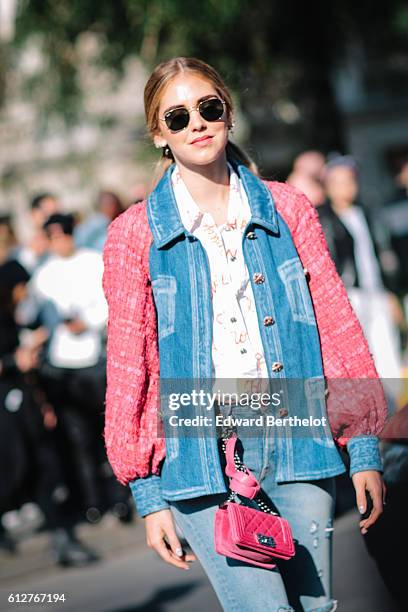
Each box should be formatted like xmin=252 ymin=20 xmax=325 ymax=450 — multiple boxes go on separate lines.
xmin=277 ymin=258 xmax=316 ymax=326
xmin=151 ymin=275 xmax=177 ymax=340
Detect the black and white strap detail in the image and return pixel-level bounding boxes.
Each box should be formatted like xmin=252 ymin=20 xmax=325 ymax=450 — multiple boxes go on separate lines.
xmin=221 ymin=435 xmax=278 ymax=515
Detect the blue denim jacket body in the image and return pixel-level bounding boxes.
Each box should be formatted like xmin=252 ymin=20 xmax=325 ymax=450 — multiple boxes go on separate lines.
xmin=130 ymin=162 xmax=382 ymax=517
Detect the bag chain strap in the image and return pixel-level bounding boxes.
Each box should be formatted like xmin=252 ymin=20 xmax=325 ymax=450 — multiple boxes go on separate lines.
xmin=221 ymin=434 xmax=277 ymax=515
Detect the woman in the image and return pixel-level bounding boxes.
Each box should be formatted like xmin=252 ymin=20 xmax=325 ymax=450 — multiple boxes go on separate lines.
xmin=318 ymin=156 xmax=401 ymax=395
xmin=103 ymin=58 xmax=387 ymax=612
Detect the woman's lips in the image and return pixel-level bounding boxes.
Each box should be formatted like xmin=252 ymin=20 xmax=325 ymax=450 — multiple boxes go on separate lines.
xmin=190 ymin=135 xmax=213 ymax=146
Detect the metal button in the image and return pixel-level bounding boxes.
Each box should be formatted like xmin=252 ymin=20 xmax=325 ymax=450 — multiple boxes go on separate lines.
xmin=271 ymin=361 xmax=283 ymax=372
xmin=247 ymin=231 xmax=256 ymax=240
xmin=253 ymin=273 xmax=265 ymax=284
xmin=278 ymin=408 xmax=288 ymax=417
xmin=263 ymin=316 xmax=275 ymax=326
xmin=240 ymin=348 xmax=247 ymax=354
xmin=230 ymin=317 xmax=237 ymax=323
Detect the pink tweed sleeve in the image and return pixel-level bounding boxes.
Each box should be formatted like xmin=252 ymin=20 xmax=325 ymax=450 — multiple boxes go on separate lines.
xmin=102 ymin=204 xmax=165 ymax=485
xmin=269 ymin=182 xmax=388 ymax=444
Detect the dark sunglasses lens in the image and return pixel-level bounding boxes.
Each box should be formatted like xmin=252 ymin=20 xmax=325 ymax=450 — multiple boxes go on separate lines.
xmin=199 ymin=98 xmax=224 ymax=121
xmin=165 ymin=108 xmax=189 ymax=132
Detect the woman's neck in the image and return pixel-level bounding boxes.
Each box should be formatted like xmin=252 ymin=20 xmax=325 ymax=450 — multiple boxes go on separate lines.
xmin=176 ymin=154 xmax=231 ymax=221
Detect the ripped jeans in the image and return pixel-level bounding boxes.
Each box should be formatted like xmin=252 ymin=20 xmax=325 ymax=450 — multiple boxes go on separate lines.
xmin=169 ymin=408 xmax=338 ymax=612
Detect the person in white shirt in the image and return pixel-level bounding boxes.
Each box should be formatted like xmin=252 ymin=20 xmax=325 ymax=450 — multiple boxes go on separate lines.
xmin=32 ymin=214 xmax=108 ymax=369
xmin=30 ymin=213 xmax=113 ymax=521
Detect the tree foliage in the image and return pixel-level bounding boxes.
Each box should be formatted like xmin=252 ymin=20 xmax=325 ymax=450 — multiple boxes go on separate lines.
xmin=6 ymin=0 xmax=408 ymax=148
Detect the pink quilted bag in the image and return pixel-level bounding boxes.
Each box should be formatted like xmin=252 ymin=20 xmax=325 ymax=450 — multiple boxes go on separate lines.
xmin=214 ymin=436 xmax=295 ymax=569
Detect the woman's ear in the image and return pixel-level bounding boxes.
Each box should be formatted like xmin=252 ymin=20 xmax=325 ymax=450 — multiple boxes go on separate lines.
xmin=227 ymin=109 xmax=235 ymax=130
xmin=153 ymin=134 xmax=167 ymax=149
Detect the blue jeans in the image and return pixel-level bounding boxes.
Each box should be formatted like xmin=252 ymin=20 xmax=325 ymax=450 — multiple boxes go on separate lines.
xmin=169 ymin=408 xmax=338 ymax=612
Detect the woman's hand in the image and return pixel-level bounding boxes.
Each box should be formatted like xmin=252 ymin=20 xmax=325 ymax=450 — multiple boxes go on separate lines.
xmin=145 ymin=508 xmax=196 ymax=570
xmin=351 ymin=470 xmax=386 ymax=535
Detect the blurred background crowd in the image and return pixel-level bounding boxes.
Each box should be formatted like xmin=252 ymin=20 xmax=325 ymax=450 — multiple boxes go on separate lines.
xmin=0 ymin=192 xmax=137 ymax=568
xmin=1 ymin=0 xmax=408 ymax=608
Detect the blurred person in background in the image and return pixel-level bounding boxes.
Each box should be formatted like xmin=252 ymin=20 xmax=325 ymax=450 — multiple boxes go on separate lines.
xmin=16 ymin=192 xmax=62 ymax=274
xmin=287 ymin=150 xmax=326 ymax=207
xmin=0 ymin=259 xmax=98 ymax=566
xmin=318 ymin=156 xmax=402 ymax=397
xmin=0 ymin=215 xmax=18 ymax=265
xmin=318 ymin=157 xmax=408 ymax=608
xmin=360 ymin=156 xmax=408 ymax=610
xmin=31 ymin=213 xmax=131 ymax=524
xmin=74 ymin=190 xmax=125 ymax=252
xmin=30 ymin=193 xmax=61 ymax=229
xmin=383 ymin=157 xmax=408 ymax=325
xmin=362 ymin=404 xmax=408 ymax=610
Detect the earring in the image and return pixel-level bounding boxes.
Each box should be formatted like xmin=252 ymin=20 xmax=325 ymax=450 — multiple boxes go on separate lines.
xmin=163 ymin=145 xmax=172 ymax=158
xmin=228 ymin=121 xmax=235 ymax=134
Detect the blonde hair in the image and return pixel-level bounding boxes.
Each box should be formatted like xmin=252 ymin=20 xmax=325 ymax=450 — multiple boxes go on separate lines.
xmin=144 ymin=57 xmax=258 ymax=185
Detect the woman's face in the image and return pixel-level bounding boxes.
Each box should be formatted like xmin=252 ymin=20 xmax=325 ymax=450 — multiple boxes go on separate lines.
xmin=154 ymin=73 xmax=229 ymax=168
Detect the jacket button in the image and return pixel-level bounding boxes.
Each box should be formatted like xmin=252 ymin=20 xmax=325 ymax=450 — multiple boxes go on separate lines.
xmin=247 ymin=231 xmax=256 ymax=240
xmin=263 ymin=315 xmax=275 ymax=326
xmin=253 ymin=273 xmax=265 ymax=284
xmin=278 ymin=408 xmax=288 ymax=417
xmin=271 ymin=361 xmax=283 ymax=372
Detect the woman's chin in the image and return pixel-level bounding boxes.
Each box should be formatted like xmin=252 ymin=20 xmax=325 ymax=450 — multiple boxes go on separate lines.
xmin=179 ymin=147 xmax=227 ymax=168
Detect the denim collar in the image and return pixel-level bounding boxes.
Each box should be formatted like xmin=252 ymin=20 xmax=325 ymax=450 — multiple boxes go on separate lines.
xmin=147 ymin=159 xmax=279 ymax=249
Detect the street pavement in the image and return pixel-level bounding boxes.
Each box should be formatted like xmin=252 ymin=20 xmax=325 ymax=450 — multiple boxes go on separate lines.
xmin=0 ymin=509 xmax=401 ymax=612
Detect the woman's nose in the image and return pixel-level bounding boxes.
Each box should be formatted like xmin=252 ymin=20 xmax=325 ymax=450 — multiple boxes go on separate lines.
xmin=189 ymin=108 xmax=206 ymax=130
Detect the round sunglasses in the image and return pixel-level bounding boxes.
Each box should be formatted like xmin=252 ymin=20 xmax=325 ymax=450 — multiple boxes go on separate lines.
xmin=161 ymin=97 xmax=226 ymax=133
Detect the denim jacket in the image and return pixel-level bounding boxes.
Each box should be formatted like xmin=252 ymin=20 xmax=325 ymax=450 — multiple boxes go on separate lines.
xmin=119 ymin=163 xmax=383 ymax=517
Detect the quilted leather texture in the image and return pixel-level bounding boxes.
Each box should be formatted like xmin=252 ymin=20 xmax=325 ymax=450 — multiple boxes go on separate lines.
xmin=228 ymin=503 xmax=295 ymax=558
xmin=215 ymin=504 xmax=277 ymax=569
xmin=214 ymin=502 xmax=295 ymax=569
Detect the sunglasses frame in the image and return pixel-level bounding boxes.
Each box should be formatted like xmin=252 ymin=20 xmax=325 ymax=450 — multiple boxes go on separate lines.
xmin=160 ymin=97 xmax=227 ymax=133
